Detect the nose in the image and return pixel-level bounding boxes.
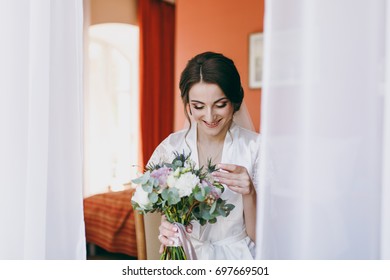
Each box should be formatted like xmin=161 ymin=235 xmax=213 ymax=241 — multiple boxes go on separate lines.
xmin=204 ymin=108 xmax=216 ymax=123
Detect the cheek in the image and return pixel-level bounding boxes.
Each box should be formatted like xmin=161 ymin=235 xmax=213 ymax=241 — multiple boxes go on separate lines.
xmin=190 ymin=110 xmax=203 ymax=120
xmin=222 ymin=105 xmax=234 ymax=118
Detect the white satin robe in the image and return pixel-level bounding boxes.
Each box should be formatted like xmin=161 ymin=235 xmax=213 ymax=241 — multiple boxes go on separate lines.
xmin=148 ymin=122 xmax=261 ymax=260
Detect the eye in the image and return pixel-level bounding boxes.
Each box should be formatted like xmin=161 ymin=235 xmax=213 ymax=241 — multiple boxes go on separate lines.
xmin=216 ymin=102 xmax=228 ymax=108
xmin=192 ymin=104 xmax=204 ymax=110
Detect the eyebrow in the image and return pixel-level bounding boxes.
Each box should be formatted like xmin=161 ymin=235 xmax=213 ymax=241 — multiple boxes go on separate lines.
xmin=190 ymin=97 xmax=229 ymax=104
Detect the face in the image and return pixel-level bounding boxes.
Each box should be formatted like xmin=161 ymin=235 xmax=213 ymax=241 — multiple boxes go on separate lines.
xmin=188 ymin=82 xmax=234 ymax=139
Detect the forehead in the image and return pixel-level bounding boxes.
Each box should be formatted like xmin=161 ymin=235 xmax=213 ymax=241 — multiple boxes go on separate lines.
xmin=189 ymin=83 xmax=227 ymax=102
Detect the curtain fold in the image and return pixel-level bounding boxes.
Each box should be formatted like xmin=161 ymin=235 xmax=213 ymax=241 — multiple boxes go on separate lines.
xmin=138 ymin=0 xmax=175 ymax=167
xmin=257 ymin=0 xmax=390 ymax=259
xmin=382 ymin=0 xmax=390 ymax=260
xmin=0 ymin=0 xmax=85 ymax=259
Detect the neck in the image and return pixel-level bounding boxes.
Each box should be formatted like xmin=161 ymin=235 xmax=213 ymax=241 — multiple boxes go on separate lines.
xmin=197 ymin=120 xmax=232 ymax=145
xmin=197 ymin=133 xmax=225 ymax=146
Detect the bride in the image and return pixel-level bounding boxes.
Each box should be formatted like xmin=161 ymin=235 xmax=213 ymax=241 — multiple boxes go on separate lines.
xmin=148 ymin=51 xmax=261 ymax=260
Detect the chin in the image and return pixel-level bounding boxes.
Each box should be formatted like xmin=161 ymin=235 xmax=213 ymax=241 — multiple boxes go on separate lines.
xmin=200 ymin=120 xmax=229 ymax=136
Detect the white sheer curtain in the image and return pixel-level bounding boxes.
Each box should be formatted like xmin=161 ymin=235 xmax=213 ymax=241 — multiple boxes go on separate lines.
xmin=0 ymin=0 xmax=86 ymax=259
xmin=257 ymin=0 xmax=390 ymax=259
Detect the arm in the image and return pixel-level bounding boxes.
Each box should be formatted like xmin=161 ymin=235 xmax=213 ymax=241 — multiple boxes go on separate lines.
xmin=242 ymin=184 xmax=256 ymax=242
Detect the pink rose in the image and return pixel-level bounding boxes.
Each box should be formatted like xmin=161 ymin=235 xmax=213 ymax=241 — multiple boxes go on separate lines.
xmin=150 ymin=166 xmax=172 ymax=189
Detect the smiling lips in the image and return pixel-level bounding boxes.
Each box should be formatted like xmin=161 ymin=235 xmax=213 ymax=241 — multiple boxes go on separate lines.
xmin=204 ymin=120 xmax=221 ymax=128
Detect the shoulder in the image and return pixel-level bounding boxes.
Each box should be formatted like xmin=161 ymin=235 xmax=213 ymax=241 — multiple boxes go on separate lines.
xmin=149 ymin=128 xmax=189 ymax=162
xmin=159 ymin=128 xmax=189 ymax=147
xmin=231 ymin=123 xmax=261 ymax=144
xmin=229 ymin=124 xmax=261 ymax=162
xmin=147 ymin=127 xmax=193 ymax=167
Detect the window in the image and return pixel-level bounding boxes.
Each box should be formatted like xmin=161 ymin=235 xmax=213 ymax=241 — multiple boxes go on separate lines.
xmin=84 ymin=23 xmax=139 ymax=197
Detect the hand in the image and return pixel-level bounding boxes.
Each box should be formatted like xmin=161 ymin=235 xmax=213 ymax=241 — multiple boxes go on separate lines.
xmin=212 ymin=163 xmax=255 ymax=196
xmin=158 ymin=215 xmax=193 ymax=254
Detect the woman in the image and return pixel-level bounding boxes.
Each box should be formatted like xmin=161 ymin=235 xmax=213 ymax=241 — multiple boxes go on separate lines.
xmin=148 ymin=52 xmax=260 ymax=259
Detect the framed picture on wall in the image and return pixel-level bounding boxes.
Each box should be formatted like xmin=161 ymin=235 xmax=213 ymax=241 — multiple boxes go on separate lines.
xmin=249 ymin=32 xmax=264 ymax=89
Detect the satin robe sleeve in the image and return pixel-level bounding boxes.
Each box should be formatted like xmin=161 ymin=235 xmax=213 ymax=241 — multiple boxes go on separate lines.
xmin=251 ymin=134 xmax=262 ymax=190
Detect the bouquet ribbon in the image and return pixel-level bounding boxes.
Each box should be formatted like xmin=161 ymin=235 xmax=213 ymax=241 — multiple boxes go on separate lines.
xmin=172 ymin=222 xmax=198 ymax=260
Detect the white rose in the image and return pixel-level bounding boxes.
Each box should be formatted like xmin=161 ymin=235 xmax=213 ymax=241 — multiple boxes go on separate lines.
xmin=166 ymin=173 xmax=177 ymax=188
xmin=131 ymin=186 xmax=152 ymax=210
xmin=175 ymin=172 xmax=200 ymax=198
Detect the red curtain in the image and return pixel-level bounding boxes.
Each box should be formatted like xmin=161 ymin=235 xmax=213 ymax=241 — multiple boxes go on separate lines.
xmin=138 ymin=0 xmax=175 ymax=167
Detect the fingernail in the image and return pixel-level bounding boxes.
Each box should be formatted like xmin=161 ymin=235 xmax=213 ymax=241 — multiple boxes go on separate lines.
xmin=173 ymin=226 xmax=178 ymax=232
xmin=214 ymin=177 xmax=220 ymax=182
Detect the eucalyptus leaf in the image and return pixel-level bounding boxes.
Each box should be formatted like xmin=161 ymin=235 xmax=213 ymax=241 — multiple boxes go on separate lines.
xmin=201 ymin=208 xmax=212 ymax=220
xmin=209 ymin=200 xmax=217 ymax=214
xmin=167 ymin=188 xmax=180 ymax=205
xmin=161 ymin=188 xmax=169 ymax=201
xmin=142 ymin=183 xmax=153 ymax=193
xmin=148 ymin=192 xmax=158 ymax=204
xmin=201 ymin=186 xmax=206 ymax=196
xmin=217 ymin=205 xmax=227 ymax=217
xmin=225 ymin=204 xmax=235 ymax=211
xmin=131 ymin=171 xmax=150 ymax=185
xmin=150 ymin=177 xmax=160 ymax=188
xmin=194 ymin=191 xmax=205 ymax=202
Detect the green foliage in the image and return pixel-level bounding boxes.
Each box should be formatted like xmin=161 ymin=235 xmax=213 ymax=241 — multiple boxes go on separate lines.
xmin=193 ymin=185 xmax=205 ymax=201
xmin=148 ymin=192 xmax=158 ymax=204
xmin=131 ymin=171 xmax=150 ymax=185
xmin=161 ymin=188 xmax=180 ymax=206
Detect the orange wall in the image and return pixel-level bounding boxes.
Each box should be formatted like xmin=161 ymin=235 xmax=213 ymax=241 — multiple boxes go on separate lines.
xmin=175 ymin=0 xmax=264 ymax=132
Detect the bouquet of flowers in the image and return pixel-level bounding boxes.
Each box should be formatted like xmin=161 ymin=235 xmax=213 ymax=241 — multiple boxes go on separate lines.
xmin=131 ymin=151 xmax=235 ymax=260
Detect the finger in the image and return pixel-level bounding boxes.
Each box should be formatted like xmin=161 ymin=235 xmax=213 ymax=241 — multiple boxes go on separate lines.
xmin=227 ymin=185 xmax=245 ymax=193
xmin=227 ymin=185 xmax=253 ymax=195
xmin=159 ymin=244 xmax=165 ymax=254
xmin=215 ymin=177 xmax=243 ymax=187
xmin=213 ymin=170 xmax=246 ymax=180
xmin=159 ymin=224 xmax=179 ymax=239
xmin=217 ymin=163 xmax=242 ymax=172
xmin=158 ymin=233 xmax=177 ymax=246
xmin=186 ymin=223 xmax=193 ymax=233
xmin=159 ymin=236 xmax=171 ymax=246
xmin=161 ymin=219 xmax=177 ymax=231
